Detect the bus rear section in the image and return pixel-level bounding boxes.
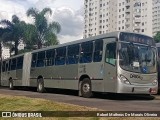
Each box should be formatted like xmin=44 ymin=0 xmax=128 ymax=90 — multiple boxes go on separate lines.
xmin=1 ymin=53 xmax=31 ymax=88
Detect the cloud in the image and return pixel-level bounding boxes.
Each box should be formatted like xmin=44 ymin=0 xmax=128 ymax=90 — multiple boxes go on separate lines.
xmin=53 ymin=7 xmax=84 ymax=41
xmin=58 ymin=34 xmax=83 ymax=44
xmin=0 ymin=0 xmax=84 ymax=44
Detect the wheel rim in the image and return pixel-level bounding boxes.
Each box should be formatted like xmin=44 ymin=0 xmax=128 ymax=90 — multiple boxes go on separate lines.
xmin=38 ymin=82 xmax=42 ymax=91
xmin=9 ymin=81 xmax=12 ymax=88
xmin=82 ymin=83 xmax=90 ymax=93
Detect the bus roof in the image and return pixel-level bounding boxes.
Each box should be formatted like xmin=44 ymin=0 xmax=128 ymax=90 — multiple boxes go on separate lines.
xmin=2 ymin=31 xmax=154 ymax=60
xmin=32 ymin=31 xmax=153 ymax=53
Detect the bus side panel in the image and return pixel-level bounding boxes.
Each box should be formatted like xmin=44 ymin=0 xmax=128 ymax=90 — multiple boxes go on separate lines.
xmin=56 ymin=64 xmax=78 ymax=90
xmin=16 ymin=69 xmax=22 ymax=86
xmin=30 ymin=66 xmax=59 ymax=88
xmin=78 ymin=63 xmax=104 ymax=92
xmin=1 ymin=72 xmax=9 ymax=86
xmin=32 ymin=64 xmax=79 ymax=90
xmin=43 ymin=66 xmax=59 ymax=88
xmin=22 ymin=53 xmax=31 ymax=86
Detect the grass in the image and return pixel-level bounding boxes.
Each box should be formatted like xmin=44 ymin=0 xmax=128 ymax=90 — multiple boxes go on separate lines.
xmin=0 ymin=94 xmax=159 ymax=120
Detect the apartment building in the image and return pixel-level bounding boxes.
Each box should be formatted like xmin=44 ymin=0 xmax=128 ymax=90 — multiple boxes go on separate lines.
xmin=84 ymin=0 xmax=153 ymax=38
xmin=126 ymin=0 xmax=152 ymax=36
xmin=2 ymin=46 xmax=10 ymax=60
xmin=153 ymin=0 xmax=160 ymax=36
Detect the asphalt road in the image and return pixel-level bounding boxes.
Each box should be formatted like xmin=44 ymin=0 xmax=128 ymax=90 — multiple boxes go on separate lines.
xmin=0 ymin=87 xmax=160 ymax=111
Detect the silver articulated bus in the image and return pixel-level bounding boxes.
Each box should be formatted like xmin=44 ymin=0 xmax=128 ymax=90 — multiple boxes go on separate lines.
xmin=156 ymin=43 xmax=160 ymax=91
xmin=1 ymin=32 xmax=158 ymax=97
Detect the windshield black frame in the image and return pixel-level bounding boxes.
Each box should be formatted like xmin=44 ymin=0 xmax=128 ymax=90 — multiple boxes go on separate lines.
xmin=118 ymin=42 xmax=157 ymax=74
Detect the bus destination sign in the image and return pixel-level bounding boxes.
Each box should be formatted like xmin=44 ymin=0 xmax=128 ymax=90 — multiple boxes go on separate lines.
xmin=120 ymin=32 xmax=155 ymax=46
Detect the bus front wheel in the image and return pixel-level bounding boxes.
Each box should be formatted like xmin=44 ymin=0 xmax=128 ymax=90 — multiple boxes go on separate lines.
xmin=9 ymin=79 xmax=14 ymax=90
xmin=37 ymin=78 xmax=45 ymax=93
xmin=81 ymin=78 xmax=92 ymax=98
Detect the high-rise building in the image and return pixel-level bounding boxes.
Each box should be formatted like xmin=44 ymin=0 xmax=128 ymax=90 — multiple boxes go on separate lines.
xmin=153 ymin=0 xmax=160 ymax=36
xmin=125 ymin=0 xmax=152 ymax=37
xmin=2 ymin=46 xmax=10 ymax=60
xmin=84 ymin=0 xmax=154 ymax=38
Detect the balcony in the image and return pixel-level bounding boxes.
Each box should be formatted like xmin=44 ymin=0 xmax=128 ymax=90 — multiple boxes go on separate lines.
xmin=134 ymin=18 xmax=141 ymax=23
xmin=125 ymin=14 xmax=130 ymax=19
xmin=126 ymin=2 xmax=130 ymax=7
xmin=134 ymin=25 xmax=141 ymax=30
xmin=126 ymin=8 xmax=130 ymax=13
xmin=134 ymin=12 xmax=141 ymax=17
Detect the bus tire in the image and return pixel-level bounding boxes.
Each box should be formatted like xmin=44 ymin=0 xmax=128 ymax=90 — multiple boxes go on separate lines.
xmin=37 ymin=78 xmax=45 ymax=93
xmin=9 ymin=79 xmax=14 ymax=90
xmin=81 ymin=78 xmax=92 ymax=98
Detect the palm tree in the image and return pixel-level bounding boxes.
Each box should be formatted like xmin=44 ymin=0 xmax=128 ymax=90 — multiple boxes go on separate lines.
xmin=26 ymin=7 xmax=61 ymax=49
xmin=0 ymin=15 xmax=25 ymax=55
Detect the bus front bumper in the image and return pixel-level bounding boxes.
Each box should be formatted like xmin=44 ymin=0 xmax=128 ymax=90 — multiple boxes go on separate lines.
xmin=117 ymin=82 xmax=158 ymax=95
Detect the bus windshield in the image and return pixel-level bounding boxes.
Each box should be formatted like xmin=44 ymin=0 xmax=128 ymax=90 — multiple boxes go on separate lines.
xmin=119 ymin=42 xmax=156 ymax=74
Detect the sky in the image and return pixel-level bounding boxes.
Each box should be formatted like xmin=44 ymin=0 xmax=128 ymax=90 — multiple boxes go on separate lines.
xmin=0 ymin=0 xmax=84 ymax=44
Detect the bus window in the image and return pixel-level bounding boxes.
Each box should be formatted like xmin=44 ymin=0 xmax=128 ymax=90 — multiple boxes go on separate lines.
xmin=8 ymin=59 xmax=11 ymax=71
xmin=2 ymin=61 xmax=6 ymax=72
xmin=37 ymin=51 xmax=45 ymax=67
xmin=80 ymin=41 xmax=93 ymax=63
xmin=157 ymin=47 xmax=160 ymax=60
xmin=67 ymin=44 xmax=79 ymax=64
xmin=31 ymin=53 xmax=37 ymax=68
xmin=46 ymin=49 xmax=55 ymax=66
xmin=55 ymin=47 xmax=66 ymax=65
xmin=11 ymin=58 xmax=16 ymax=70
xmin=17 ymin=56 xmax=23 ymax=69
xmin=6 ymin=61 xmax=9 ymax=71
xmin=93 ymin=40 xmax=103 ymax=62
xmin=106 ymin=42 xmax=116 ymax=65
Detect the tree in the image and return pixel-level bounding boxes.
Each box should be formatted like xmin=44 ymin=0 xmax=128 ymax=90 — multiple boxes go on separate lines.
xmin=22 ymin=23 xmax=37 ymax=51
xmin=0 ymin=15 xmax=25 ymax=55
xmin=154 ymin=31 xmax=160 ymax=43
xmin=26 ymin=7 xmax=61 ymax=49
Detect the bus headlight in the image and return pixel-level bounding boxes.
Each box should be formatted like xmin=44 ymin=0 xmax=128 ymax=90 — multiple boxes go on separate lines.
xmin=120 ymin=75 xmax=131 ymax=85
xmin=152 ymin=80 xmax=158 ymax=86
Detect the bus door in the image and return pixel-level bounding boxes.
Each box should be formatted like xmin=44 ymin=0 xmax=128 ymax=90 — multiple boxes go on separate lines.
xmin=104 ymin=38 xmax=117 ymax=92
